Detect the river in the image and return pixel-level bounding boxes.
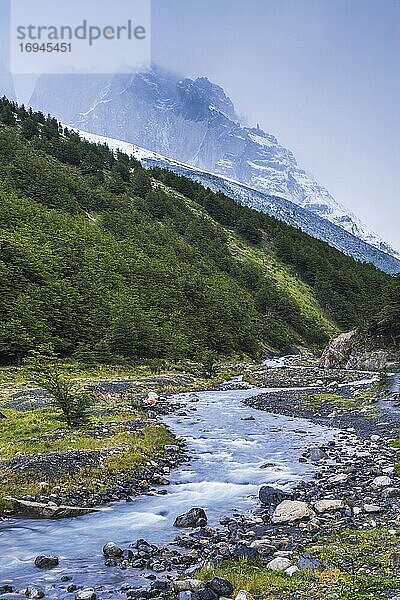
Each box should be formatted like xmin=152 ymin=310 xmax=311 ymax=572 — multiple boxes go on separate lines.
xmin=0 ymin=384 xmax=339 ymax=598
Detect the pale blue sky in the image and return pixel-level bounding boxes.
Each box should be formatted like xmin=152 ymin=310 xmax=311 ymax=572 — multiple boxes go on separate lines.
xmin=1 ymin=0 xmax=399 ymax=250
xmin=151 ymin=0 xmax=400 ymax=251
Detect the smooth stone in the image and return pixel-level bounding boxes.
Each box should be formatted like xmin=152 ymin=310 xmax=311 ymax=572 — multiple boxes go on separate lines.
xmin=308 ymin=447 xmax=328 ymax=462
xmin=328 ymin=473 xmax=349 ymax=484
xmin=314 ymin=499 xmax=344 ymax=513
xmin=372 ymin=475 xmax=392 ymax=489
xmin=266 ymin=557 xmax=292 ymax=571
xmin=363 ymin=504 xmax=382 ymax=513
xmin=272 ymin=500 xmax=315 ymax=524
xmin=172 ymin=580 xmax=204 ymax=592
xmin=75 ymin=589 xmax=97 ymax=600
xmin=249 ymin=539 xmax=275 ymax=556
xmin=285 ymin=565 xmax=300 ymax=576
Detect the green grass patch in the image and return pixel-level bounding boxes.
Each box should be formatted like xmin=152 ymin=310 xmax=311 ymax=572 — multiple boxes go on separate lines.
xmin=197 ymin=529 xmax=400 ymax=599
xmin=0 ymin=392 xmax=175 ymax=508
xmin=303 ymin=393 xmax=363 ymax=411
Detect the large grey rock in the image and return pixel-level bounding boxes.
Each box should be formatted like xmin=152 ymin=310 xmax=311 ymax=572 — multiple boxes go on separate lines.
xmin=174 ymin=508 xmax=207 ymax=528
xmin=308 ymin=447 xmax=328 ymax=462
xmin=34 ymin=555 xmax=59 ymax=568
xmin=25 ymin=586 xmax=45 ymax=598
xmin=272 ymin=500 xmax=315 ymax=524
xmin=266 ymin=557 xmax=292 ymax=571
xmin=320 ymin=330 xmax=396 ymax=370
xmin=75 ymin=589 xmax=97 ymax=600
xmin=258 ymin=485 xmax=290 ymax=506
xmin=206 ymin=577 xmax=234 ymax=597
xmin=7 ymin=498 xmax=98 ymax=519
xmin=314 ymin=499 xmax=344 ymax=513
xmin=372 ymin=476 xmax=392 ymax=489
xmin=102 ymin=541 xmax=123 ymax=558
xmin=249 ymin=539 xmax=275 ymax=556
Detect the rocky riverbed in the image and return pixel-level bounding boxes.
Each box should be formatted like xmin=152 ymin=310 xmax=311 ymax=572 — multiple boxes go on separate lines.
xmin=93 ymin=401 xmax=400 ymax=599
xmin=1 ymin=359 xmax=400 ymax=599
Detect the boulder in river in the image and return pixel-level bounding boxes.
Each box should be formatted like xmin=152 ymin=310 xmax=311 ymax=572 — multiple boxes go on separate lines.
xmin=272 ymin=500 xmax=315 ymax=524
xmin=7 ymin=498 xmax=98 ymax=519
xmin=0 ymin=586 xmax=13 ymax=594
xmin=34 ymin=555 xmax=59 ymax=568
xmin=25 ymin=586 xmax=45 ymax=598
xmin=258 ymin=485 xmax=290 ymax=506
xmin=308 ymin=447 xmax=328 ymax=462
xmin=174 ymin=507 xmax=208 ymax=528
xmin=75 ymin=589 xmax=97 ymax=600
xmin=102 ymin=541 xmax=123 ymax=558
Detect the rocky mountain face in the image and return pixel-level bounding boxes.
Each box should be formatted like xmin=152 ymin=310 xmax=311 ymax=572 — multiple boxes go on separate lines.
xmin=320 ymin=329 xmax=397 ymax=371
xmin=28 ymin=68 xmax=400 ymax=262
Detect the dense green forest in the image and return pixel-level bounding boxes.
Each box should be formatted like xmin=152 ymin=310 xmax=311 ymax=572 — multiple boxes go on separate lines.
xmin=0 ymin=97 xmax=395 ymax=364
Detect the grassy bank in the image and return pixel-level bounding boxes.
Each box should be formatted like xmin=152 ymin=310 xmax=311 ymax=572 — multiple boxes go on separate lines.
xmin=197 ymin=529 xmax=400 ymax=599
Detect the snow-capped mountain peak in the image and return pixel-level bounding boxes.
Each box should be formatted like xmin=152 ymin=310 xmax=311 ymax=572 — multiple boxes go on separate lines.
xmin=28 ymin=67 xmax=399 ymax=261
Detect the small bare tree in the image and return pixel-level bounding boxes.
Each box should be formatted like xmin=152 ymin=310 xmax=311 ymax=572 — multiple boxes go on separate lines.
xmin=24 ymin=347 xmax=93 ymax=427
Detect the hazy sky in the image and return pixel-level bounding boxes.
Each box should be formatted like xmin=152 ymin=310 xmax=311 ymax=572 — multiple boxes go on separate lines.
xmin=1 ymin=0 xmax=399 ymax=251
xmin=152 ymin=0 xmax=400 ymax=251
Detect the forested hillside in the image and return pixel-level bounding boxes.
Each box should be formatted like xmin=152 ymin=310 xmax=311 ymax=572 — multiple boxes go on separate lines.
xmin=0 ymin=97 xmax=393 ymax=364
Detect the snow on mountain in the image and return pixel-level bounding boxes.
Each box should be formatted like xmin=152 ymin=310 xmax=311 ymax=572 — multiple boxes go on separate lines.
xmin=70 ymin=126 xmax=400 ymax=275
xmin=30 ymin=68 xmax=399 ymax=261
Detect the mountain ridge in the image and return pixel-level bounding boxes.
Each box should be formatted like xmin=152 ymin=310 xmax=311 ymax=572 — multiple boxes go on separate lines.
xmin=0 ymin=96 xmax=394 ymax=363
xmin=71 ymin=126 xmax=400 ymax=275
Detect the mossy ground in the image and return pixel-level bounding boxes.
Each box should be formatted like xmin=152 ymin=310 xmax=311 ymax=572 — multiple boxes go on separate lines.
xmin=0 ymin=397 xmax=174 ymax=504
xmin=303 ymin=392 xmax=377 ymax=414
xmin=0 ymin=361 xmax=219 ymax=509
xmin=197 ymin=529 xmax=400 ymax=599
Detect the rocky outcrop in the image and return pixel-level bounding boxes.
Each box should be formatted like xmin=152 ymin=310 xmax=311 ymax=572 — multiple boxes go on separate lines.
xmin=320 ymin=329 xmax=397 ymax=371
xmin=7 ymin=498 xmax=99 ymax=519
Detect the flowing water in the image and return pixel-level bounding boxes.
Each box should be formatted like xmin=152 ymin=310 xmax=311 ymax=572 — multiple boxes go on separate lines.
xmin=0 ymin=384 xmax=339 ymax=598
